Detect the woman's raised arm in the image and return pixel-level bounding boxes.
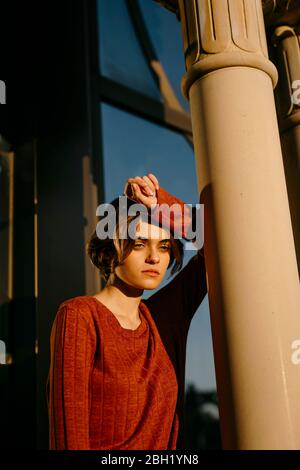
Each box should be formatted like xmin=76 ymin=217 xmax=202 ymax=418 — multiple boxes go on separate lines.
xmin=145 ymin=186 xmax=207 ymax=330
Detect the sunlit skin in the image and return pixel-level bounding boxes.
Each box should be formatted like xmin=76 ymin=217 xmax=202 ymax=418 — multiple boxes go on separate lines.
xmin=92 ymin=220 xmax=171 ymax=330
xmin=118 ymin=220 xmax=171 ymax=287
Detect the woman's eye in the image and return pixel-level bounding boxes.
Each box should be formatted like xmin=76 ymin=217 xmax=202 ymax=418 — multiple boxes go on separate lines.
xmin=134 ymin=244 xmax=170 ymax=250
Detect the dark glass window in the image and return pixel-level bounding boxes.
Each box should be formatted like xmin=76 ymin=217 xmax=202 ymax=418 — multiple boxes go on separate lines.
xmin=97 ymin=0 xmax=161 ymax=100
xmin=138 ymin=0 xmax=189 ymax=112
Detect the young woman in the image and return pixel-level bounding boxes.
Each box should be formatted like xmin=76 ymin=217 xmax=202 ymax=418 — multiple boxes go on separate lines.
xmin=47 ymin=173 xmax=207 ymax=450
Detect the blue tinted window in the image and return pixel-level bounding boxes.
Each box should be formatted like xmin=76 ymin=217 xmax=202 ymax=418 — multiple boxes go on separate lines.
xmin=97 ymin=0 xmax=161 ymax=100
xmin=101 ymin=102 xmax=197 ymax=204
xmin=138 ymin=0 xmax=189 ymax=112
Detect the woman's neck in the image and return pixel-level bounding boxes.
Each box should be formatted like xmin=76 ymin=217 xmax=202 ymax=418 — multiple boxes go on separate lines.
xmin=94 ymin=275 xmax=143 ymax=323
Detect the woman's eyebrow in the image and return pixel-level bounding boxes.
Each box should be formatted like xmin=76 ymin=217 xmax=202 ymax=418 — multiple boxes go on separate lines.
xmin=135 ymin=237 xmax=170 ymax=243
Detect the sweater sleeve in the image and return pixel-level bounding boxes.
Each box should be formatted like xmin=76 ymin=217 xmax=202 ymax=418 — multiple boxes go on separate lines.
xmin=151 ymin=186 xmax=197 ymax=242
xmin=146 ymin=187 xmax=207 ymax=327
xmin=47 ymin=303 xmax=96 ymax=450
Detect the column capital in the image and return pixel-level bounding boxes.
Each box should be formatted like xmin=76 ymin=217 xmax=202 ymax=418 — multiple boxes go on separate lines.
xmin=154 ymin=0 xmax=300 ymax=19
xmin=176 ymin=0 xmax=278 ymax=99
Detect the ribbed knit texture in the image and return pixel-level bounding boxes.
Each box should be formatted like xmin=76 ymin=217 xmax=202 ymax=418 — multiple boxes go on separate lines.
xmin=47 ymin=187 xmax=207 ymax=450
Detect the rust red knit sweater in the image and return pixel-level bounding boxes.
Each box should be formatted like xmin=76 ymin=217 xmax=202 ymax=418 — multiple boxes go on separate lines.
xmin=47 ymin=187 xmax=207 ymax=450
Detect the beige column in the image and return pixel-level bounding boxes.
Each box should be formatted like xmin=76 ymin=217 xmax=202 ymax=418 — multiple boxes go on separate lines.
xmin=271 ymin=24 xmax=300 ymax=278
xmin=175 ymin=0 xmax=300 ymax=449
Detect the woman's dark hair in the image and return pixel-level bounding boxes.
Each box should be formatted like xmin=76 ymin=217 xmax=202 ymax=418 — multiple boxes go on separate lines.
xmin=86 ymin=196 xmax=184 ymax=283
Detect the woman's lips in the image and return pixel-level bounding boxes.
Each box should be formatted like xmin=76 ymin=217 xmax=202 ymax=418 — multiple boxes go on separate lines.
xmin=142 ymin=270 xmax=160 ymax=277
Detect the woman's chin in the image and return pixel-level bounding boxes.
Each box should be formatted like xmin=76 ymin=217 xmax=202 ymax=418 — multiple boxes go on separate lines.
xmin=139 ymin=279 xmax=161 ymax=289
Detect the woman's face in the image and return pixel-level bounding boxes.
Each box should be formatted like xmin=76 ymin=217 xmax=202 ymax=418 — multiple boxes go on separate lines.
xmin=114 ymin=220 xmax=172 ymax=290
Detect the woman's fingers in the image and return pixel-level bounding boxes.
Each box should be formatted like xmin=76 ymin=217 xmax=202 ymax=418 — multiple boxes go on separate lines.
xmin=125 ymin=173 xmax=159 ymax=208
xmin=141 ymin=175 xmax=156 ymax=195
xmin=127 ymin=176 xmax=153 ymax=196
xmin=125 ymin=180 xmax=157 ymax=209
xmin=127 ymin=174 xmax=159 ymax=195
xmin=131 ymin=183 xmax=150 ymax=205
xmin=147 ymin=173 xmax=159 ymax=190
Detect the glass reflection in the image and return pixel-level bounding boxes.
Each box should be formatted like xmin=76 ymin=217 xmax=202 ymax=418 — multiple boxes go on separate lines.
xmin=97 ymin=0 xmax=162 ymax=100
xmin=138 ymin=0 xmax=189 ymax=112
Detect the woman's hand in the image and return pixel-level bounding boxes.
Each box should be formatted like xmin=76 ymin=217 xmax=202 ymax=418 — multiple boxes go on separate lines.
xmin=123 ymin=173 xmax=159 ymax=209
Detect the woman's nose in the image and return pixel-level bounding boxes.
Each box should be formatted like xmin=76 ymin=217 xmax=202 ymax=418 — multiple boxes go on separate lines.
xmin=146 ymin=249 xmax=160 ymax=263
